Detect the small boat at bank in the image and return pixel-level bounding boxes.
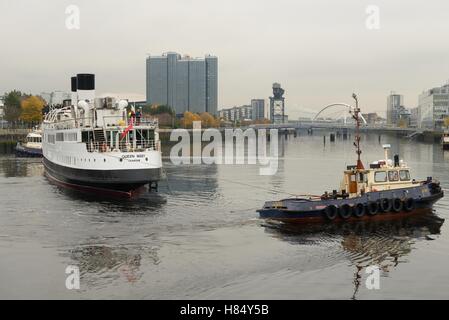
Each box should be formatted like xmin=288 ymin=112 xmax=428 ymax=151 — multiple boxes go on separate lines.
xmin=15 ymin=129 xmax=43 ymax=157
xmin=441 ymin=131 xmax=449 ymax=150
xmin=258 ymin=94 xmax=444 ymax=223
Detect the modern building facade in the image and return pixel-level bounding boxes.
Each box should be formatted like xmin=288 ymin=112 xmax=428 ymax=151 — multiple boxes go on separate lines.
xmin=0 ymin=97 xmax=4 ymax=117
xmin=418 ymin=84 xmax=449 ymax=129
xmin=39 ymin=91 xmax=71 ymax=106
xmin=219 ymin=105 xmax=252 ymax=123
xmin=387 ymin=93 xmax=404 ymax=125
xmin=269 ymin=83 xmax=285 ymax=124
xmin=146 ymin=52 xmax=218 ymax=116
xmin=251 ymin=99 xmax=265 ymax=121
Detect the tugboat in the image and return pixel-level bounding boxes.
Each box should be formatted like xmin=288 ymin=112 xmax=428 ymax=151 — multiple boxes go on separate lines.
xmin=258 ymin=94 xmax=444 ymax=223
xmin=42 ymin=74 xmax=162 ymax=198
xmin=15 ymin=128 xmax=43 ymax=157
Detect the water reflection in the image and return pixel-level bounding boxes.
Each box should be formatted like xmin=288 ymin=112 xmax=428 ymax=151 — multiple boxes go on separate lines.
xmin=0 ymin=156 xmax=44 ymax=178
xmin=67 ymin=243 xmax=160 ymax=286
xmin=263 ymin=210 xmax=445 ymax=299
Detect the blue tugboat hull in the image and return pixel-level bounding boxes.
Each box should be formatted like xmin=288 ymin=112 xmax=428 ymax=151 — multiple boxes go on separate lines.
xmin=258 ymin=183 xmax=443 ymax=223
xmin=15 ymin=144 xmax=43 ymax=158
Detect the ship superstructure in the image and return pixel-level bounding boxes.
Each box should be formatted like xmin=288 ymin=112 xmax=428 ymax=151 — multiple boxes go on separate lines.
xmin=42 ymin=74 xmax=162 ymax=197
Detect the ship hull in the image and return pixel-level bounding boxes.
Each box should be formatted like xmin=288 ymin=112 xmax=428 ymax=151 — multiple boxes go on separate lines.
xmin=258 ymin=184 xmax=444 ymax=223
xmin=43 ymin=157 xmax=161 ymax=194
xmin=15 ymin=143 xmax=43 ymax=158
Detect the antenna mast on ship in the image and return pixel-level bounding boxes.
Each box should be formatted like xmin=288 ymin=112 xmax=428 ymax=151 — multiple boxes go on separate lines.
xmin=352 ymin=93 xmax=364 ymax=170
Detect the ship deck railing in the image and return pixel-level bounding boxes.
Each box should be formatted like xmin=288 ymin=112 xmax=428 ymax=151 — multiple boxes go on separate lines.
xmin=86 ymin=139 xmax=159 ymax=153
xmin=44 ymin=116 xmax=159 ymax=130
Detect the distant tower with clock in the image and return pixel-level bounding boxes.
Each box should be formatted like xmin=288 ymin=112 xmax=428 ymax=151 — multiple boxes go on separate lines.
xmin=269 ymin=83 xmax=285 ymax=124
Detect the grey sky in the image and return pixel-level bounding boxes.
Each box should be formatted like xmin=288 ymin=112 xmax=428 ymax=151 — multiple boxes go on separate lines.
xmin=1 ymin=0 xmax=449 ymax=118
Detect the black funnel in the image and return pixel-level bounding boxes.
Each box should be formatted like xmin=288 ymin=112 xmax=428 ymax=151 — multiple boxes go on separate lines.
xmin=76 ymin=74 xmax=95 ymax=90
xmin=71 ymin=77 xmax=77 ymax=92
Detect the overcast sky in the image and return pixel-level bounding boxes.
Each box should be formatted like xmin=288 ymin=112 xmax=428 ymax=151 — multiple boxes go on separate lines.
xmin=2 ymin=0 xmax=449 ymax=118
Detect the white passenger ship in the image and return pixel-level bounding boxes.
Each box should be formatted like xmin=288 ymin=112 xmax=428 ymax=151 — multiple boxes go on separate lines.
xmin=42 ymin=74 xmax=162 ymax=197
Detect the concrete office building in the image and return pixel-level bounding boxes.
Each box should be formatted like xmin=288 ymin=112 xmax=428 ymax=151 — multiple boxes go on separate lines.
xmin=146 ymin=52 xmax=218 ymax=116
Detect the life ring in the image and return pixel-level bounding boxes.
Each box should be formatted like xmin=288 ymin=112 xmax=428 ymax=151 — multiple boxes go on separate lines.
xmin=353 ymin=203 xmax=365 ymax=218
xmin=392 ymin=198 xmax=403 ymax=212
xmin=324 ymin=205 xmax=338 ymax=220
xmin=403 ymin=198 xmax=415 ymax=212
xmin=367 ymin=202 xmax=379 ymax=216
xmin=339 ymin=204 xmax=352 ymax=219
xmin=379 ymin=198 xmax=392 ymax=213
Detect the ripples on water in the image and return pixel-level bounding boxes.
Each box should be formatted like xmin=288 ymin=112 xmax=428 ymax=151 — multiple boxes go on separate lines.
xmin=0 ymin=132 xmax=448 ymax=299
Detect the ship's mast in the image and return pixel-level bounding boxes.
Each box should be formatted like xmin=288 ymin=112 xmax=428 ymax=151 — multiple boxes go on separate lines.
xmin=352 ymin=93 xmax=364 ymax=170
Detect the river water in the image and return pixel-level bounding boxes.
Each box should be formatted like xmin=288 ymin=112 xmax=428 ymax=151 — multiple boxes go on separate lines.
xmin=0 ymin=131 xmax=448 ymax=299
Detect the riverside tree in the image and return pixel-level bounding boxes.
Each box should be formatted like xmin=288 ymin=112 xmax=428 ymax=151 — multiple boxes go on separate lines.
xmin=20 ymin=96 xmax=45 ymax=123
xmin=3 ymin=90 xmax=23 ymax=122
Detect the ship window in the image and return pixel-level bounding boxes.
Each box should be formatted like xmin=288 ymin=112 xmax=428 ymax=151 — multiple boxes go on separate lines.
xmin=358 ymin=173 xmax=367 ymax=183
xmin=56 ymin=133 xmax=64 ymax=142
xmin=400 ymin=170 xmax=411 ymax=181
xmin=374 ymin=171 xmax=387 ymax=182
xmin=48 ymin=134 xmax=55 ymax=144
xmin=388 ymin=170 xmax=399 ymax=182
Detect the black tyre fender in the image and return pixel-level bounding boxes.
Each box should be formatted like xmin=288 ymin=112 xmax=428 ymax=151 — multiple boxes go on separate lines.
xmin=392 ymin=198 xmax=403 ymax=212
xmin=339 ymin=204 xmax=352 ymax=219
xmin=403 ymin=198 xmax=415 ymax=212
xmin=367 ymin=201 xmax=379 ymax=216
xmin=379 ymin=198 xmax=392 ymax=212
xmin=324 ymin=205 xmax=338 ymax=220
xmin=353 ymin=203 xmax=365 ymax=218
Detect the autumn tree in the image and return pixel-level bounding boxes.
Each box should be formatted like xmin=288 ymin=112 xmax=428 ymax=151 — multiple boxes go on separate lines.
xmin=199 ymin=112 xmax=220 ymax=128
xmin=3 ymin=90 xmax=23 ymax=122
xmin=397 ymin=118 xmax=408 ymax=129
xmin=444 ymin=117 xmax=449 ymax=129
xmin=20 ymin=96 xmax=44 ymax=123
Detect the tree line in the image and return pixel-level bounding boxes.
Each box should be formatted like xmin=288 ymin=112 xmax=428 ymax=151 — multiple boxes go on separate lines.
xmin=2 ymin=90 xmax=45 ymax=123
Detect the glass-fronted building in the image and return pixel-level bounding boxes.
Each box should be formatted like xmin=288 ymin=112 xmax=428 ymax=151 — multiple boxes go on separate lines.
xmin=251 ymin=99 xmax=265 ymax=121
xmin=146 ymin=52 xmax=218 ymax=116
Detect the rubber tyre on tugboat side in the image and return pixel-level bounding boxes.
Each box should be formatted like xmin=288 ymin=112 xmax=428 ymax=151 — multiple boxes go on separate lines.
xmin=379 ymin=198 xmax=392 ymax=213
xmin=392 ymin=198 xmax=403 ymax=213
xmin=403 ymin=198 xmax=415 ymax=212
xmin=353 ymin=203 xmax=365 ymax=218
xmin=367 ymin=201 xmax=379 ymax=216
xmin=324 ymin=205 xmax=338 ymax=220
xmin=339 ymin=204 xmax=352 ymax=219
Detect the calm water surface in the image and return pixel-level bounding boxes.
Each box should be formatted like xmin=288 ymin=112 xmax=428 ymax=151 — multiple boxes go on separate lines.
xmin=0 ymin=132 xmax=448 ymax=299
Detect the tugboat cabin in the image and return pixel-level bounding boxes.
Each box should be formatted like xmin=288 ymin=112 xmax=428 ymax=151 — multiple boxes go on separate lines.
xmin=341 ymin=144 xmax=415 ymax=197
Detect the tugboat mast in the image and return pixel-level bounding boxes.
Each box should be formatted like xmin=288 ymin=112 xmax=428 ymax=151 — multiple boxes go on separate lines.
xmin=352 ymin=93 xmax=364 ymax=170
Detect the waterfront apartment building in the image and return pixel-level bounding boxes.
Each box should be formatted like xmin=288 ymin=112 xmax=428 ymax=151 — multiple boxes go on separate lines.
xmin=146 ymin=52 xmax=218 ymax=116
xmin=219 ymin=105 xmax=252 ymax=123
xmin=418 ymin=83 xmax=449 ymax=129
xmin=251 ymin=99 xmax=265 ymax=121
xmin=39 ymin=91 xmax=71 ymax=106
xmin=0 ymin=97 xmax=4 ymax=117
